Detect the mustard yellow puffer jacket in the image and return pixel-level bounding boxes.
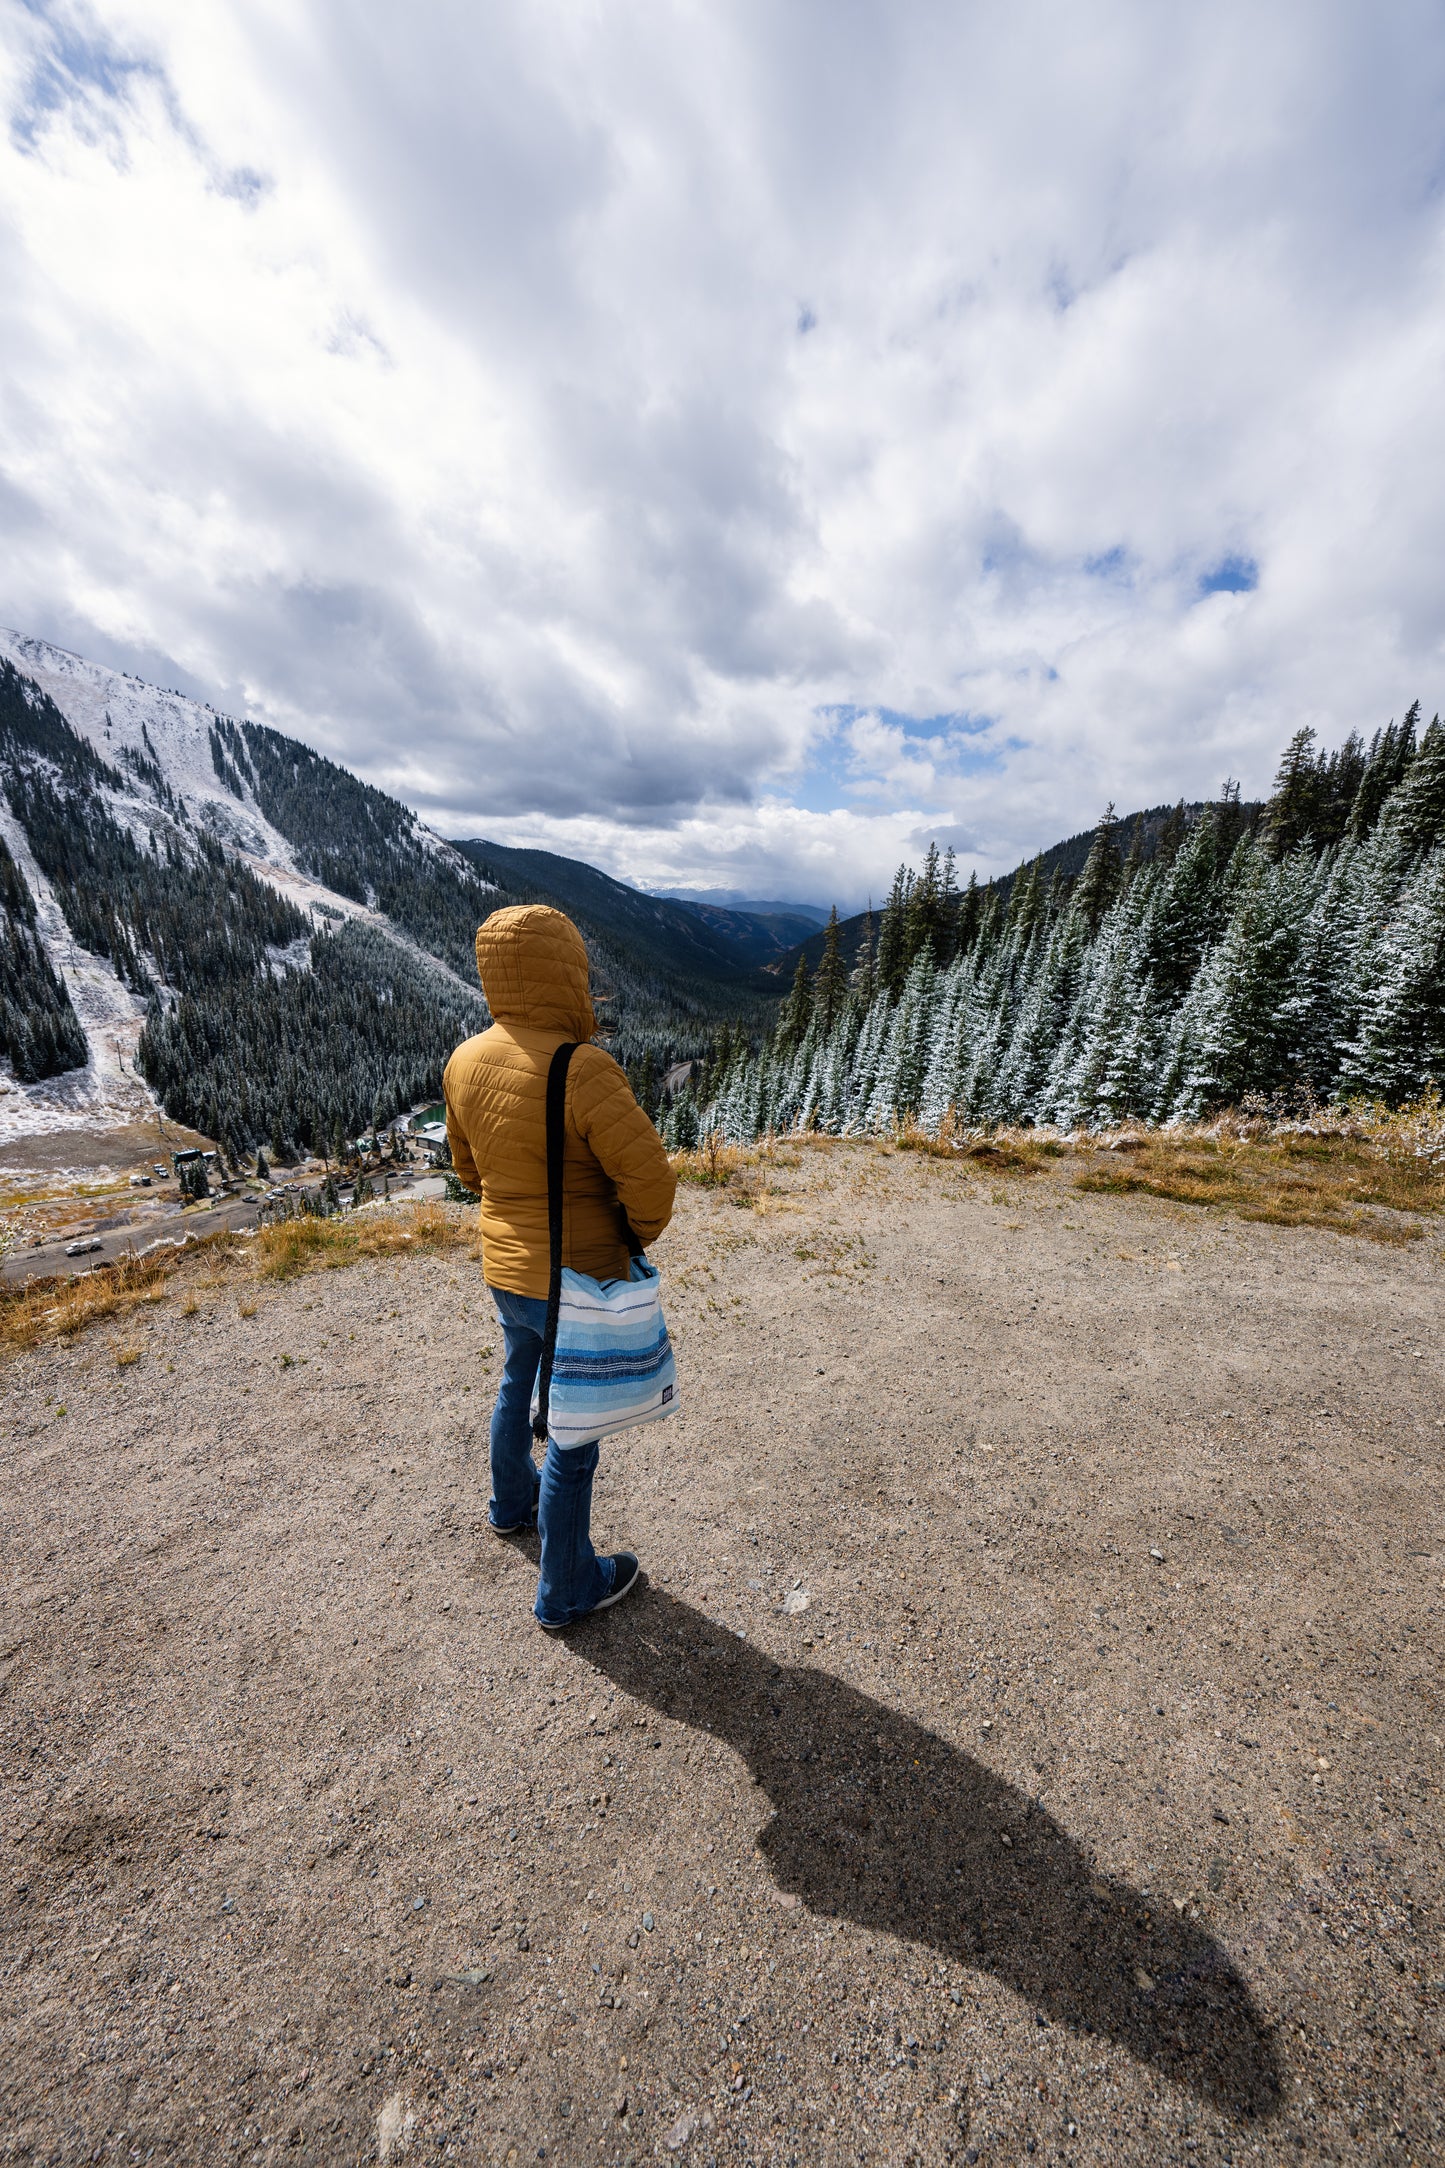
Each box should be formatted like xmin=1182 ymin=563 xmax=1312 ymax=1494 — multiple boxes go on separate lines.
xmin=443 ymin=904 xmax=677 ymax=1298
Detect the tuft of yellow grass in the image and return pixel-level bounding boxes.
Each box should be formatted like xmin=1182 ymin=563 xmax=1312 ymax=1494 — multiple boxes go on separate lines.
xmin=672 ymin=1135 xmax=759 ymax=1189
xmin=253 ymin=1199 xmax=473 ymax=1281
xmin=0 ymin=1247 xmax=177 ymax=1355
xmin=895 ymin=1113 xmax=1059 ymax=1176
xmin=111 ymin=1336 xmax=143 ymax=1368
xmin=1072 ymin=1121 xmax=1442 ymax=1240
xmin=0 ymin=1203 xmax=478 ymax=1354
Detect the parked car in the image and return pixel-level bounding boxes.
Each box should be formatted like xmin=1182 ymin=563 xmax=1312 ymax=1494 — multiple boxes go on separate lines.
xmin=65 ymin=1238 xmax=103 ymax=1257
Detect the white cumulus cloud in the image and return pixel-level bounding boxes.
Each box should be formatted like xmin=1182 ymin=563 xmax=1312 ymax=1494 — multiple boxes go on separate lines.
xmin=2 ymin=0 xmax=1445 ymax=905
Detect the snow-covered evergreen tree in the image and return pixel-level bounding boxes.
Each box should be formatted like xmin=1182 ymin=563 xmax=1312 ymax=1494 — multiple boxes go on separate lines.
xmin=1338 ymin=847 xmax=1445 ymax=1102
xmin=695 ymin=710 xmax=1445 ymax=1143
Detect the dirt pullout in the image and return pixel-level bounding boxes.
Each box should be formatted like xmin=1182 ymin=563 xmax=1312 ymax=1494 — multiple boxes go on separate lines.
xmin=0 ymin=1142 xmax=1441 ymax=2167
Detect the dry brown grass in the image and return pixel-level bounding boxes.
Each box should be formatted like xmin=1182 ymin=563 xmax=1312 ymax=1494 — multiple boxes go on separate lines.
xmin=671 ymin=1135 xmax=804 ymax=1208
xmin=672 ymin=1135 xmax=760 ymax=1189
xmin=1072 ymin=1128 xmax=1441 ymax=1241
xmin=0 ymin=1203 xmax=477 ymax=1353
xmin=0 ymin=1247 xmax=180 ymax=1354
xmin=895 ymin=1114 xmax=1062 ymax=1177
xmin=253 ymin=1199 xmax=475 ymax=1280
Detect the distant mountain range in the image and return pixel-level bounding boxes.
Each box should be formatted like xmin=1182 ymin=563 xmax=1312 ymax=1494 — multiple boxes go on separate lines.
xmin=654 ymin=886 xmax=830 ymax=920
xmin=452 ymin=839 xmax=807 ymax=985
xmin=0 ymin=627 xmax=1276 ymax=1164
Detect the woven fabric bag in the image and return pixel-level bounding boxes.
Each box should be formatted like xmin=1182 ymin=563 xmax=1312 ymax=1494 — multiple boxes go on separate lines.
xmin=530 ymin=1042 xmax=679 ymax=1449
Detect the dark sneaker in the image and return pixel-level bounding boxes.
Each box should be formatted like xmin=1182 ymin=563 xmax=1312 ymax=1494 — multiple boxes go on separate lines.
xmin=537 ymin=1554 xmax=642 ymax=1632
xmin=594 ymin=1553 xmax=641 ymax=1612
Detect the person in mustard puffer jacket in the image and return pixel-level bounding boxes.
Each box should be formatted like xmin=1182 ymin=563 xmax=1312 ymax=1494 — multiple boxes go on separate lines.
xmin=444 ymin=904 xmax=676 ymax=1628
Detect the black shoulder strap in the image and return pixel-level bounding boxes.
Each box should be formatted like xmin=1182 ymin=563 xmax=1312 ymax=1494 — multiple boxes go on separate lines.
xmin=532 ymin=1040 xmax=577 ymax=1442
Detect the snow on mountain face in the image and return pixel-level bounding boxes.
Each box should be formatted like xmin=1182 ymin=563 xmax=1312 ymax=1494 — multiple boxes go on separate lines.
xmin=0 ymin=630 xmax=372 ymax=926
xmin=0 ymin=631 xmax=497 ymax=1152
xmin=0 ymin=630 xmax=483 ymax=911
xmin=0 ymin=630 xmax=289 ymax=858
xmin=0 ymin=632 xmax=349 ymax=1142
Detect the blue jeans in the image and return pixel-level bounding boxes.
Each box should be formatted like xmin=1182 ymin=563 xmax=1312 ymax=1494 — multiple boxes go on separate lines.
xmin=488 ymin=1288 xmax=614 ymax=1627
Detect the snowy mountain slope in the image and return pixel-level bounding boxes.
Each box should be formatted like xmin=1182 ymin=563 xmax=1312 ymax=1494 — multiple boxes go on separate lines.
xmin=0 ymin=788 xmax=152 ymax=1146
xmin=0 ymin=634 xmax=502 ymax=1149
xmin=0 ymin=630 xmax=491 ymax=935
xmin=0 ymin=632 xmax=773 ymax=1159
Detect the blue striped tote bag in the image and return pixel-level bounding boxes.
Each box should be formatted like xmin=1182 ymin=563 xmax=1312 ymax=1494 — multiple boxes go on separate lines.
xmin=530 ymin=1042 xmax=679 ymax=1450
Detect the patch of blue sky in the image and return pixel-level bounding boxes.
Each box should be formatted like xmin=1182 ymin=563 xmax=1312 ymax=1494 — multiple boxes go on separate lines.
xmin=820 ymin=703 xmax=994 ymax=743
xmin=1047 ymin=263 xmax=1077 ymax=313
xmin=1198 ymin=553 xmax=1259 ymax=596
xmin=779 ymin=708 xmax=1006 ymax=814
xmin=1083 ymin=545 xmax=1133 ymax=581
xmin=10 ymin=4 xmax=162 ymax=150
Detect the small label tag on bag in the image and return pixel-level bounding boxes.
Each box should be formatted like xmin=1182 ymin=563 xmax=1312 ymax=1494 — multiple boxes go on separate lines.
xmin=661 ymin=1383 xmax=673 ymax=1404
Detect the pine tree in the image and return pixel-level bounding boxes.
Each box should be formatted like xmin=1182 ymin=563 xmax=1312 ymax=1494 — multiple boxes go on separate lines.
xmin=1338 ymin=847 xmax=1445 ymax=1102
xmin=1215 ymin=778 xmax=1249 ymax=856
xmin=938 ymin=847 xmax=959 ymax=962
xmin=955 ymin=872 xmax=982 ymax=954
xmin=903 ymin=843 xmax=944 ymax=968
xmin=1348 ymin=709 xmax=1418 ymax=841
xmin=875 ymin=867 xmax=911 ymax=998
xmin=1317 ymin=732 xmax=1365 ymax=846
xmin=974 ymin=884 xmax=1005 ymax=957
xmin=1156 ymin=800 xmax=1188 ymax=868
xmin=1145 ymin=804 xmax=1225 ymax=999
xmin=1006 ymin=858 xmax=1043 ymax=939
xmin=812 ymin=907 xmax=848 ymax=1038
xmin=1384 ymin=714 xmax=1445 ymax=860
xmin=1263 ymin=727 xmax=1322 ymax=857
xmin=852 ymin=904 xmax=876 ymax=1007
xmin=777 ymin=951 xmax=813 ymax=1055
xmin=1072 ymin=806 xmax=1123 ymax=936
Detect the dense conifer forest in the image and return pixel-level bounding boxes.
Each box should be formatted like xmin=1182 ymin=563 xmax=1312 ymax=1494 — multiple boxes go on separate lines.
xmin=0 ymin=655 xmax=752 ymax=1140
xmin=0 ymin=828 xmax=88 ymax=1081
xmin=136 ymin=920 xmax=486 ymax=1165
xmin=5 ymin=645 xmax=1441 ymax=1153
xmin=684 ymin=711 xmax=1445 ymax=1145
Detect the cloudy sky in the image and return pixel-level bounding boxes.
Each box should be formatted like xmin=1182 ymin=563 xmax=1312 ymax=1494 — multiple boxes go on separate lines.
xmin=3 ymin=1 xmax=1445 ymax=906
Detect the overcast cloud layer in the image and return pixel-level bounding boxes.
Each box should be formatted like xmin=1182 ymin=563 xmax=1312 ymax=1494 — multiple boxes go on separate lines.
xmin=3 ymin=1 xmax=1445 ymax=905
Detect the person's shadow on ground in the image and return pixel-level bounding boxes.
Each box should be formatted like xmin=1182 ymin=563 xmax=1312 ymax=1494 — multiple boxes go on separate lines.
xmin=571 ymin=1587 xmax=1282 ymax=2123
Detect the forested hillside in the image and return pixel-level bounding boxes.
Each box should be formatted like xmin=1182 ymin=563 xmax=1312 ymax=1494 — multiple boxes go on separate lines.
xmin=0 ymin=825 xmax=88 ymax=1082
xmin=686 ymin=713 xmax=1445 ymax=1144
xmin=136 ymin=920 xmax=489 ymax=1165
xmin=454 ymin=838 xmax=778 ymax=1057
xmin=0 ymin=657 xmax=493 ymax=1154
xmin=6 ymin=630 xmax=1441 ymax=1160
xmin=0 ymin=638 xmax=774 ymax=1156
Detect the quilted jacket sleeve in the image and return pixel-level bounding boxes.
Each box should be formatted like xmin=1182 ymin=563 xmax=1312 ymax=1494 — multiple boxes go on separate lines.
xmin=569 ymin=1043 xmax=677 ymax=1244
xmin=442 ymin=1049 xmax=483 ymax=1195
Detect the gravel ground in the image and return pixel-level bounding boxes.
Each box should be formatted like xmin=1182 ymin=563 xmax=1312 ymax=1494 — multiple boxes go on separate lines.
xmin=1 ymin=1140 xmax=1441 ymax=2167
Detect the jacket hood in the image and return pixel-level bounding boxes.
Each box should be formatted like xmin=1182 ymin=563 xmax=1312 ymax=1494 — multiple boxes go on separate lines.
xmin=474 ymin=904 xmax=596 ymax=1039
